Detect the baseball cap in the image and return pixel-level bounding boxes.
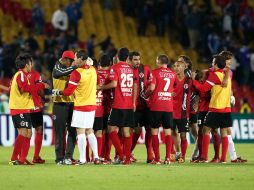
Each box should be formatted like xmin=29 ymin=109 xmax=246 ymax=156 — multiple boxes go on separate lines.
xmin=61 ymin=51 xmax=75 ymax=60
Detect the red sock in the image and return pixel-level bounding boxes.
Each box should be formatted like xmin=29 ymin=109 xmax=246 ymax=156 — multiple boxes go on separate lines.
xmin=109 ymin=131 xmax=123 ymax=160
xmin=104 ymin=133 xmax=112 ymax=160
xmin=124 ymin=136 xmax=132 ymax=161
xmin=145 ymin=128 xmax=153 ymax=161
xmin=96 ymin=136 xmax=103 ymax=158
xmin=34 ymin=132 xmax=43 ymax=158
xmin=197 ymin=134 xmax=203 ymax=158
xmin=131 ymin=133 xmax=140 ymax=152
xmin=201 ymin=134 xmax=210 ymax=160
xmin=20 ymin=137 xmax=31 ymax=163
xmin=165 ymin=135 xmax=173 ymax=159
xmin=221 ymin=136 xmax=229 ymax=161
xmin=181 ymin=139 xmax=188 ymax=159
xmin=213 ymin=134 xmax=220 ymax=159
xmin=11 ymin=135 xmax=25 ymax=161
xmin=152 ymin=135 xmax=160 ymax=162
xmin=86 ymin=140 xmax=90 ymax=162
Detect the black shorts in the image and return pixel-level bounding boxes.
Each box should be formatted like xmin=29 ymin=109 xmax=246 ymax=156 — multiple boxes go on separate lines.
xmin=93 ymin=117 xmax=103 ymax=131
xmin=204 ymin=112 xmax=232 ymax=129
xmin=12 ymin=113 xmax=33 ymax=129
xmin=197 ymin=111 xmax=208 ymax=128
xmin=173 ymin=118 xmax=189 ymax=133
xmin=30 ymin=111 xmax=43 ymax=128
xmin=189 ymin=113 xmax=198 ymax=124
xmin=134 ymin=109 xmax=150 ymax=127
xmin=149 ymin=111 xmax=173 ymax=129
xmin=103 ymin=114 xmax=109 ymax=130
xmin=108 ymin=108 xmax=135 ymax=128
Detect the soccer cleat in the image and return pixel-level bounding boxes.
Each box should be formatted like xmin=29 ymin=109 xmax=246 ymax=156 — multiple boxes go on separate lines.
xmin=32 ymin=157 xmax=45 ymax=164
xmin=198 ymin=158 xmax=208 ymax=163
xmin=56 ymin=160 xmax=64 ymax=165
xmin=178 ymin=157 xmax=185 ymax=163
xmin=64 ymin=158 xmax=73 ymax=165
xmin=231 ymin=157 xmax=247 ymax=163
xmin=75 ymin=161 xmax=86 ymax=165
xmin=146 ymin=159 xmax=154 ymax=164
xmin=24 ymin=159 xmax=34 ymax=165
xmin=9 ymin=160 xmax=19 ymax=165
xmin=122 ymin=160 xmax=131 ymax=165
xmin=149 ymin=160 xmax=161 ymax=165
xmin=209 ymin=158 xmax=220 ymax=163
xmin=71 ymin=159 xmax=78 ymax=165
xmin=103 ymin=159 xmax=112 ymax=165
xmin=164 ymin=158 xmax=171 ymax=165
xmin=94 ymin=158 xmax=101 ymax=165
xmin=219 ymin=159 xmax=227 ymax=164
xmin=175 ymin=152 xmax=181 ymax=161
xmin=190 ymin=157 xmax=199 ymax=163
xmin=130 ymin=154 xmax=137 ymax=163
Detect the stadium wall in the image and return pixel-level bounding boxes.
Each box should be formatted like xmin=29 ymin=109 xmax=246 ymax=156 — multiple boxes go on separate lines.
xmin=0 ymin=114 xmax=253 ymax=146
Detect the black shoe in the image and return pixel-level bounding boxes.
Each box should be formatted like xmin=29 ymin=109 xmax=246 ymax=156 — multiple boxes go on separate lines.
xmin=56 ymin=160 xmax=64 ymax=165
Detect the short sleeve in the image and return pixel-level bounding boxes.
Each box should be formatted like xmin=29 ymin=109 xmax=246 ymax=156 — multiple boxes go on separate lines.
xmin=69 ymin=70 xmax=81 ymax=86
xmin=149 ymin=71 xmax=156 ymax=85
xmin=109 ymin=66 xmax=118 ymax=81
xmin=206 ymin=72 xmax=221 ymax=86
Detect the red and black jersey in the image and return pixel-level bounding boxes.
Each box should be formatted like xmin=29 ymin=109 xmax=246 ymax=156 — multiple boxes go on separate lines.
xmin=173 ymin=77 xmax=193 ymax=119
xmin=148 ymin=67 xmax=176 ymax=112
xmin=109 ymin=62 xmax=134 ymax=109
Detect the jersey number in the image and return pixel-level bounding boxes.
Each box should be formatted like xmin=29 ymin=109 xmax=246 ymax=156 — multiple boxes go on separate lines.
xmin=121 ymin=74 xmax=133 ymax=87
xmin=163 ymin=78 xmax=171 ymax=91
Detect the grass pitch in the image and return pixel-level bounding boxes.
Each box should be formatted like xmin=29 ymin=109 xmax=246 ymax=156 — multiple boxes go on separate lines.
xmin=0 ymin=144 xmax=253 ymax=190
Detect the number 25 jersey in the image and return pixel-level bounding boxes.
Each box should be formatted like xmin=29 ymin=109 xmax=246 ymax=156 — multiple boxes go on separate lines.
xmin=109 ymin=61 xmax=134 ymax=109
xmin=148 ymin=67 xmax=176 ymax=112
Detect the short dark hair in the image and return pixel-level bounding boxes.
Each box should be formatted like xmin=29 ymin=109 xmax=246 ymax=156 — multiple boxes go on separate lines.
xmin=117 ymin=47 xmax=129 ymax=61
xmin=213 ymin=55 xmax=226 ymax=69
xmin=129 ymin=51 xmax=140 ymax=60
xmin=15 ymin=53 xmax=33 ymax=69
xmin=99 ymin=54 xmax=111 ymax=67
xmin=219 ymin=50 xmax=233 ymax=60
xmin=75 ymin=50 xmax=88 ymax=61
xmin=178 ymin=55 xmax=192 ymax=69
xmin=158 ymin=54 xmax=169 ymax=64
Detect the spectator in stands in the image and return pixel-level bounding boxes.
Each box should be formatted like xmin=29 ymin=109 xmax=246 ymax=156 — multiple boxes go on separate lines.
xmin=250 ymin=49 xmax=254 ymax=90
xmin=104 ymin=0 xmax=113 ymax=10
xmin=137 ymin=0 xmax=152 ymax=36
xmin=44 ymin=33 xmax=57 ymax=54
xmin=56 ymin=32 xmax=68 ymax=52
xmin=105 ymin=42 xmax=117 ymax=60
xmin=239 ymin=42 xmax=251 ymax=85
xmin=52 ymin=4 xmax=69 ymax=36
xmin=65 ymin=0 xmax=84 ymax=39
xmin=97 ymin=35 xmax=112 ymax=52
xmin=32 ymin=1 xmax=45 ymax=35
xmin=239 ymin=7 xmax=254 ymax=42
xmin=0 ymin=93 xmax=9 ymax=114
xmin=25 ymin=32 xmax=39 ymax=51
xmin=185 ymin=5 xmax=201 ymax=49
xmin=240 ymin=98 xmax=251 ymax=114
xmin=207 ymin=30 xmax=221 ymax=55
xmin=222 ymin=9 xmax=233 ymax=33
xmin=87 ymin=34 xmax=96 ymax=58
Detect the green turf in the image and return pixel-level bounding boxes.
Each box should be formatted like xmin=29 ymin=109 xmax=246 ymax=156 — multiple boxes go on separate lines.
xmin=0 ymin=144 xmax=253 ymax=190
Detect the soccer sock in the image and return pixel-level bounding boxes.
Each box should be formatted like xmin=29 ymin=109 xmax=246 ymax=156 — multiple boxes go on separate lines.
xmin=96 ymin=136 xmax=103 ymax=158
xmin=221 ymin=136 xmax=229 ymax=161
xmin=145 ymin=128 xmax=154 ymax=161
xmin=201 ymin=134 xmax=210 ymax=160
xmin=152 ymin=135 xmax=160 ymax=162
xmin=34 ymin=132 xmax=43 ymax=158
xmin=228 ymin=135 xmax=237 ymax=160
xmin=109 ymin=131 xmax=124 ymax=160
xmin=11 ymin=135 xmax=25 ymax=161
xmin=104 ymin=133 xmax=112 ymax=160
xmin=197 ymin=134 xmax=203 ymax=158
xmin=131 ymin=133 xmax=140 ymax=152
xmin=124 ymin=136 xmax=132 ymax=161
xmin=77 ymin=134 xmax=86 ymax=163
xmin=181 ymin=139 xmax=188 ymax=159
xmin=165 ymin=135 xmax=173 ymax=159
xmin=86 ymin=140 xmax=90 ymax=162
xmin=213 ymin=134 xmax=220 ymax=159
xmin=171 ymin=139 xmax=176 ymax=154
xmin=20 ymin=137 xmax=31 ymax=163
xmin=88 ymin=133 xmax=99 ymax=159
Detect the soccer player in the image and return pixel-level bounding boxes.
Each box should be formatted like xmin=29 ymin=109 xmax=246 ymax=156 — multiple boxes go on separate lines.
xmin=145 ymin=55 xmax=176 ymax=164
xmin=93 ymin=54 xmax=111 ymax=161
xmin=172 ymin=60 xmax=193 ymax=163
xmin=53 ymin=50 xmax=100 ymax=165
xmin=52 ymin=50 xmax=78 ymax=165
xmin=192 ymin=55 xmax=231 ymax=163
xmin=9 ymin=53 xmax=44 ymax=165
xmin=27 ymin=69 xmax=46 ymax=163
xmin=129 ymin=51 xmax=152 ymax=163
xmin=98 ymin=47 xmax=135 ymax=165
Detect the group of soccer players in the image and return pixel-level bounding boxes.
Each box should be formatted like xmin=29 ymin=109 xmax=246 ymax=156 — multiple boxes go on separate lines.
xmin=8 ymin=47 xmax=247 ymax=165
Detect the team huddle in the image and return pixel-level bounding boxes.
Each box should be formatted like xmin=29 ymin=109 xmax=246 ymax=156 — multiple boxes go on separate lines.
xmin=8 ymin=48 xmax=247 ymax=165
